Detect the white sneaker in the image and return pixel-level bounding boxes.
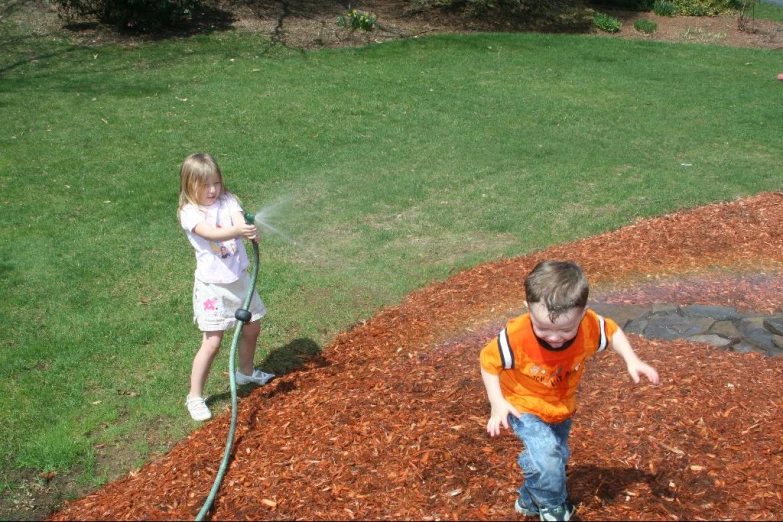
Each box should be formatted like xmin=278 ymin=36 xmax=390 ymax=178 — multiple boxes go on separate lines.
xmin=235 ymin=369 xmax=275 ymax=386
xmin=186 ymin=395 xmax=212 ymax=421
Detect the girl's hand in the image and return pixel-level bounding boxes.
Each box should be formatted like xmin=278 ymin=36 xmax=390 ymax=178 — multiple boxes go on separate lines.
xmin=238 ymin=223 xmax=258 ymax=241
xmin=486 ymin=400 xmax=521 ymax=437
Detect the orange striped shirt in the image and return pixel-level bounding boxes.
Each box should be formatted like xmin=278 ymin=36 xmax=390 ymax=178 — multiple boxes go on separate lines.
xmin=480 ymin=309 xmax=618 ymax=423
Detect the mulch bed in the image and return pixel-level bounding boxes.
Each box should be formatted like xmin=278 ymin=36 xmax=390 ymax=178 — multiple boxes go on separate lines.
xmin=52 ymin=192 xmax=783 ymax=521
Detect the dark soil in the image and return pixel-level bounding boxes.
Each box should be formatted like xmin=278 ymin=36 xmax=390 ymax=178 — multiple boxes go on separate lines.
xmin=16 ymin=0 xmax=783 ymax=50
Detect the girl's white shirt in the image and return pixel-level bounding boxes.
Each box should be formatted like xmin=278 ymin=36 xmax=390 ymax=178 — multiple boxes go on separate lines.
xmin=179 ymin=194 xmax=249 ymax=284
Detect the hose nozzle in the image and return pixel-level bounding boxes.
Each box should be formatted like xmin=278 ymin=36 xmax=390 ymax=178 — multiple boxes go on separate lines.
xmin=243 ymin=212 xmax=255 ymax=225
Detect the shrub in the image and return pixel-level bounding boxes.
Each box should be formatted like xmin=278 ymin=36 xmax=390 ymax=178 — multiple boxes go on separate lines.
xmin=337 ymin=6 xmax=377 ymax=31
xmin=653 ymin=0 xmax=677 ymax=15
xmin=593 ymin=12 xmax=622 ymax=32
xmin=52 ymin=0 xmax=201 ymax=32
xmin=674 ymin=0 xmax=733 ymax=15
xmin=633 ymin=17 xmax=658 ymax=32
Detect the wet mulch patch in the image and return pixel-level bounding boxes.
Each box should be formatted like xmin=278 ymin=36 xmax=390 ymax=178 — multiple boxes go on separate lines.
xmin=52 ymin=192 xmax=783 ymax=521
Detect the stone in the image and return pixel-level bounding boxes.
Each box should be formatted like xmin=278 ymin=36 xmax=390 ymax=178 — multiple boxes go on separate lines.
xmin=588 ymin=303 xmax=652 ymax=329
xmin=565 ymin=300 xmax=781 ymax=357
xmin=708 ymin=320 xmax=741 ymax=340
xmin=644 ymin=315 xmax=715 ymax=340
xmin=651 ymin=303 xmax=678 ymax=315
xmin=732 ymin=341 xmax=762 ymax=354
xmin=625 ymin=318 xmax=648 ymax=335
xmin=763 ymin=316 xmax=783 ymax=336
xmin=687 ymin=334 xmax=733 ymax=347
xmin=680 ymin=305 xmax=741 ymax=321
xmin=738 ymin=317 xmax=778 ymax=352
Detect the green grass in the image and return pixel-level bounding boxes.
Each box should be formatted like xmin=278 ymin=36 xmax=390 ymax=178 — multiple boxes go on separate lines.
xmin=1 ymin=14 xmax=781 ymax=515
xmin=754 ymin=0 xmax=783 ymax=22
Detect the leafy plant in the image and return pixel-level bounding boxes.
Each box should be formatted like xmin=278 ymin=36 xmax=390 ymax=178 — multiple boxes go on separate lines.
xmin=653 ymin=0 xmax=677 ymax=15
xmin=337 ymin=6 xmax=377 ymax=31
xmin=676 ymin=0 xmax=733 ymax=15
xmin=593 ymin=12 xmax=622 ymax=32
xmin=633 ymin=17 xmax=658 ymax=32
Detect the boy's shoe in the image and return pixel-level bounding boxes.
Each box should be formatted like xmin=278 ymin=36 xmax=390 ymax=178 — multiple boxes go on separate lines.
xmin=514 ymin=497 xmax=539 ymax=517
xmin=186 ymin=395 xmax=212 ymax=421
xmin=235 ymin=369 xmax=275 ymax=386
xmin=539 ymin=501 xmax=576 ymax=522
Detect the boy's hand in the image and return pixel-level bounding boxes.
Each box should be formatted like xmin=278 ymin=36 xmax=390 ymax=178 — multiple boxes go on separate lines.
xmin=486 ymin=400 xmax=521 ymax=437
xmin=610 ymin=329 xmax=659 ymax=385
xmin=626 ymin=360 xmax=659 ymax=385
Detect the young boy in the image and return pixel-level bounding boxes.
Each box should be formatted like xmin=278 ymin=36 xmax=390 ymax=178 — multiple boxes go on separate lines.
xmin=480 ymin=260 xmax=659 ymax=522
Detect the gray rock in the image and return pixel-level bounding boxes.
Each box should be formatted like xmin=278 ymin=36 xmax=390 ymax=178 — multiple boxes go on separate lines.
xmin=588 ymin=303 xmax=652 ymax=329
xmin=738 ymin=317 xmax=778 ymax=352
xmin=625 ymin=318 xmax=648 ymax=335
xmin=773 ymin=335 xmax=783 ymax=350
xmin=644 ymin=315 xmax=715 ymax=340
xmin=763 ymin=316 xmax=783 ymax=336
xmin=651 ymin=303 xmax=679 ymax=315
xmin=732 ymin=341 xmax=763 ymax=354
xmin=687 ymin=334 xmax=733 ymax=347
xmin=709 ymin=320 xmax=741 ymax=340
xmin=681 ymin=305 xmax=741 ymax=321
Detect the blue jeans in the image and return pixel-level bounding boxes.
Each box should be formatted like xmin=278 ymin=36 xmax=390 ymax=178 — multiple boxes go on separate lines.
xmin=508 ymin=413 xmax=572 ymax=509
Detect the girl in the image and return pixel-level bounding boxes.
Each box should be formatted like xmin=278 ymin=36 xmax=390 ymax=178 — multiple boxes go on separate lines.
xmin=178 ymin=153 xmax=274 ymax=421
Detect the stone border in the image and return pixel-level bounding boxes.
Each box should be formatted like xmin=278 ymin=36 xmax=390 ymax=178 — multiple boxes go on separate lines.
xmin=590 ymin=302 xmax=783 ymax=356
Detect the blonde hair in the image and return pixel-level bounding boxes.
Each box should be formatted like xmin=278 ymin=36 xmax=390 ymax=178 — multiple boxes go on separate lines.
xmin=525 ymin=261 xmax=589 ymax=321
xmin=177 ymin=153 xmax=232 ymax=212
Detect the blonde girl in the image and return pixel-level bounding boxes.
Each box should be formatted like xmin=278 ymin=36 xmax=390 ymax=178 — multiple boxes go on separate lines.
xmin=178 ymin=153 xmax=274 ymax=421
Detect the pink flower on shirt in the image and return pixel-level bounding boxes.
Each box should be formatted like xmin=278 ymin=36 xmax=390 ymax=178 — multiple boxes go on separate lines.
xmin=203 ymin=298 xmax=218 ymax=311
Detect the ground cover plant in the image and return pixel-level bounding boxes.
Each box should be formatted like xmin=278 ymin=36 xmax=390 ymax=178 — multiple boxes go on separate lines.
xmin=593 ymin=11 xmax=623 ymax=31
xmin=1 ymin=0 xmax=783 ymax=518
xmin=633 ymin=17 xmax=659 ymax=32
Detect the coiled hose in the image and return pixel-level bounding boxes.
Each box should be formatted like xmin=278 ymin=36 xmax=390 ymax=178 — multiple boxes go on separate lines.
xmin=195 ymin=212 xmax=260 ymax=521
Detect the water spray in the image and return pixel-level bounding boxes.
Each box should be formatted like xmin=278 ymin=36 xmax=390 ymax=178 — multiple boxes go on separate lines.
xmin=195 ymin=211 xmax=259 ymax=521
xmin=250 ymin=196 xmax=303 ymax=248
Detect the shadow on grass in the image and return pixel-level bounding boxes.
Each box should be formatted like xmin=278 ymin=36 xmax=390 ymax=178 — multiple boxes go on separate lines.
xmin=207 ymin=337 xmax=326 ymax=403
xmin=265 ymin=337 xmax=326 ymax=374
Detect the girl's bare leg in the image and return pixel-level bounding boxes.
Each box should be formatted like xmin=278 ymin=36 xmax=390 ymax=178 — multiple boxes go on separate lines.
xmin=189 ymin=331 xmax=224 ymax=398
xmin=237 ymin=320 xmax=261 ymax=376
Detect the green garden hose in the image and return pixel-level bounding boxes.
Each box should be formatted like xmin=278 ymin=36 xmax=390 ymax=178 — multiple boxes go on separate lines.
xmin=195 ymin=212 xmax=260 ymax=521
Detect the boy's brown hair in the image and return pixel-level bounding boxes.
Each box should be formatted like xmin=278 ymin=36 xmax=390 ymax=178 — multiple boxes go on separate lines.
xmin=524 ymin=261 xmax=589 ymax=321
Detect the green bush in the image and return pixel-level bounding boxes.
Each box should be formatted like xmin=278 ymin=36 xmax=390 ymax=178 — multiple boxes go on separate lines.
xmin=593 ymin=12 xmax=622 ymax=32
xmin=674 ymin=0 xmax=732 ymax=15
xmin=653 ymin=0 xmax=677 ymax=15
xmin=53 ymin=0 xmax=201 ymax=32
xmin=633 ymin=17 xmax=658 ymax=32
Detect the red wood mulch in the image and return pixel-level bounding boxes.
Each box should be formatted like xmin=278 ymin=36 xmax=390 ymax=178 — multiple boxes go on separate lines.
xmin=52 ymin=192 xmax=783 ymax=521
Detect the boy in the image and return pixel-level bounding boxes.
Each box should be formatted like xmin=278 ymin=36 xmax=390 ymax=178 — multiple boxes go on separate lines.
xmin=480 ymin=260 xmax=659 ymax=521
